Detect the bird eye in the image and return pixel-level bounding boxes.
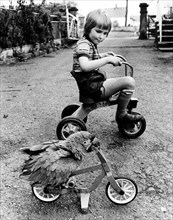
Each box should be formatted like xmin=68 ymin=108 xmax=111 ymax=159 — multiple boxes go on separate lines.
xmin=83 ymin=140 xmax=91 ymax=145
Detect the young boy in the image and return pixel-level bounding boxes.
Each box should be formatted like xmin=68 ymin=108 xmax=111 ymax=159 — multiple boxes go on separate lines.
xmin=71 ymin=9 xmax=142 ymax=124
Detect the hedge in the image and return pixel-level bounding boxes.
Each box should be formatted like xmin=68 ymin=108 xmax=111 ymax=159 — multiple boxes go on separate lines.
xmin=0 ymin=0 xmax=54 ymax=50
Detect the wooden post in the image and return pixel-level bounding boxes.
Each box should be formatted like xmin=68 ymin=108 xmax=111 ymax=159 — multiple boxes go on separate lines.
xmin=139 ymin=3 xmax=148 ymax=39
xmin=156 ymin=0 xmax=162 ymax=43
xmin=125 ymin=0 xmax=128 ymax=27
xmin=65 ymin=2 xmax=69 ymax=38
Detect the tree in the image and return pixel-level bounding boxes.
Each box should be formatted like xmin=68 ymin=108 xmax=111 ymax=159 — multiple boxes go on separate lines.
xmin=29 ymin=0 xmax=47 ymax=5
xmin=29 ymin=0 xmax=34 ymax=4
xmin=41 ymin=0 xmax=46 ymax=5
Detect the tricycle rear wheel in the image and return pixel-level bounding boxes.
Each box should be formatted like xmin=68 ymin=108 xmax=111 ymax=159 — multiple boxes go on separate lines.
xmin=118 ymin=112 xmax=146 ymax=138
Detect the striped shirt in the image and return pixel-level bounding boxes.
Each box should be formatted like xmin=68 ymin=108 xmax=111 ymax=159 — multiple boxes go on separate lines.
xmin=72 ymin=37 xmax=100 ymax=72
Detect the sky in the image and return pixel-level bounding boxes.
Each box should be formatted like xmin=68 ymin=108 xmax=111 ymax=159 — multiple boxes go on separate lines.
xmin=0 ymin=0 xmax=172 ymax=16
xmin=76 ymin=0 xmax=172 ymax=16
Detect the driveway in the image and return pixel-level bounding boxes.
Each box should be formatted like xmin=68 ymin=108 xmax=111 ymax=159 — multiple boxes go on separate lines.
xmin=0 ymin=32 xmax=172 ymax=220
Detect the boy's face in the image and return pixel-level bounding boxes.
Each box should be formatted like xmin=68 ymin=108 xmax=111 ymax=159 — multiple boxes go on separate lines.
xmin=89 ymin=26 xmax=109 ymax=45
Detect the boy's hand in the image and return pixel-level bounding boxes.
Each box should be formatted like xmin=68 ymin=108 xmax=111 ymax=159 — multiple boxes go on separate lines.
xmin=100 ymin=52 xmax=116 ymax=58
xmin=106 ymin=52 xmax=116 ymax=56
xmin=108 ymin=56 xmax=122 ymax=66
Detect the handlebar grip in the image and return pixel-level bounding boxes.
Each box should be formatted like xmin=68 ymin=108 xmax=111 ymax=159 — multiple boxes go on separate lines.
xmin=114 ymin=55 xmax=133 ymax=77
xmin=116 ymin=55 xmax=127 ymax=62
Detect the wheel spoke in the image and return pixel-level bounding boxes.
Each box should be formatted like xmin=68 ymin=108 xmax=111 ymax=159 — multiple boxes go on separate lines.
xmin=122 ymin=194 xmax=130 ymax=201
xmin=109 ymin=189 xmax=118 ymax=196
xmin=62 ymin=124 xmax=76 ymax=137
xmin=110 ymin=186 xmax=129 ymax=201
xmin=63 ymin=124 xmax=73 ymax=132
xmin=32 ymin=185 xmax=60 ymax=202
xmin=123 ymin=119 xmax=143 ymax=135
xmin=110 ymin=191 xmax=122 ymax=200
xmin=63 ymin=123 xmax=81 ymax=134
xmin=121 ymin=181 xmax=130 ymax=189
xmin=56 ymin=117 xmax=87 ymax=140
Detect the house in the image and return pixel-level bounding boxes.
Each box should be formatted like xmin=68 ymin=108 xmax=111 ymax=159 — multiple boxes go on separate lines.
xmin=130 ymin=15 xmax=140 ymax=27
xmin=104 ymin=7 xmax=126 ymax=27
xmin=77 ymin=12 xmax=85 ymax=29
xmin=77 ymin=12 xmax=85 ymax=37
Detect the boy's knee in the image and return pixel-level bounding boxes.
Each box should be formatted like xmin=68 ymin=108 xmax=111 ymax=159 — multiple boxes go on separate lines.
xmin=122 ymin=89 xmax=134 ymax=95
xmin=126 ymin=76 xmax=135 ymax=88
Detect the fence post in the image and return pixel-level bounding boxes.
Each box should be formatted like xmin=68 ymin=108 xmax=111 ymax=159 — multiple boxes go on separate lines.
xmin=156 ymin=0 xmax=162 ymax=43
xmin=139 ymin=3 xmax=149 ymax=39
xmin=65 ymin=3 xmax=70 ymax=39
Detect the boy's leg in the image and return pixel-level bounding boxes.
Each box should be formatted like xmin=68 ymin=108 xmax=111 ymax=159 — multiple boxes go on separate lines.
xmin=101 ymin=77 xmax=135 ymax=99
xmin=72 ymin=103 xmax=97 ymax=120
xmin=116 ymin=89 xmax=134 ymax=118
xmin=115 ymin=89 xmax=143 ymax=123
xmin=101 ymin=77 xmax=143 ymax=123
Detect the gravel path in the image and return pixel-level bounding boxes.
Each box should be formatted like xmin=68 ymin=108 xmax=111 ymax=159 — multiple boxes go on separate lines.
xmin=0 ymin=33 xmax=173 ymax=220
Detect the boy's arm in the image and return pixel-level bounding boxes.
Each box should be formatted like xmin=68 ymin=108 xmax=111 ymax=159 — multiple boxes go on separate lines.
xmin=79 ymin=55 xmax=122 ymax=72
xmin=99 ymin=52 xmax=116 ymax=58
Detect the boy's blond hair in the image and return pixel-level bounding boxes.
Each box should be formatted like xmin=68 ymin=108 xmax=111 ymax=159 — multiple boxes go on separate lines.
xmin=84 ymin=9 xmax=112 ymax=36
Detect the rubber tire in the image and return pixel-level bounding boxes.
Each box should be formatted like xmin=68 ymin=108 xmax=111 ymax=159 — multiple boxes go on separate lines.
xmin=56 ymin=117 xmax=87 ymax=140
xmin=61 ymin=104 xmax=87 ymax=123
xmin=32 ymin=184 xmax=61 ymax=203
xmin=118 ymin=112 xmax=146 ymax=138
xmin=106 ymin=177 xmax=138 ymax=205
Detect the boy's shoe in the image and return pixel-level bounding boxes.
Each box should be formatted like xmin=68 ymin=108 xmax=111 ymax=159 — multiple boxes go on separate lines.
xmin=116 ymin=113 xmax=143 ymax=124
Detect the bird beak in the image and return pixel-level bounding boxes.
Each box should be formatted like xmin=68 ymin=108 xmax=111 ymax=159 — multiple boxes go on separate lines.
xmin=86 ymin=137 xmax=100 ymax=152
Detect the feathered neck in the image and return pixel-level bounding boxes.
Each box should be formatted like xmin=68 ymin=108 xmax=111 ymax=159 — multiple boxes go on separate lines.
xmin=65 ymin=136 xmax=85 ymax=160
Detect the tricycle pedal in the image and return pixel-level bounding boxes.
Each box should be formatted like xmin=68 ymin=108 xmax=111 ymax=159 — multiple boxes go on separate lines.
xmin=127 ymin=97 xmax=138 ymax=109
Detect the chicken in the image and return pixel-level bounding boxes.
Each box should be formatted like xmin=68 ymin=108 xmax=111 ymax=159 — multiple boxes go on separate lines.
xmin=20 ymin=131 xmax=100 ymax=187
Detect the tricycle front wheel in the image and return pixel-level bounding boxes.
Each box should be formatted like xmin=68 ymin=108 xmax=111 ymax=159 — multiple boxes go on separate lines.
xmin=56 ymin=117 xmax=87 ymax=140
xmin=61 ymin=104 xmax=88 ymax=123
xmin=106 ymin=177 xmax=138 ymax=205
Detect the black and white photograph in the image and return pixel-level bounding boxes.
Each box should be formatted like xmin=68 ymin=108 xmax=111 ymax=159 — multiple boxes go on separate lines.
xmin=0 ymin=0 xmax=172 ymax=219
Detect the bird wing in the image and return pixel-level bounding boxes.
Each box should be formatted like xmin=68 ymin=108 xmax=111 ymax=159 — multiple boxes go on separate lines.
xmin=20 ymin=148 xmax=79 ymax=186
xmin=20 ymin=140 xmax=65 ymax=156
xmin=20 ymin=131 xmax=98 ymax=187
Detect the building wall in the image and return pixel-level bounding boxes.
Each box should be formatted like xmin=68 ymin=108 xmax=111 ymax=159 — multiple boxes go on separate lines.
xmin=111 ymin=17 xmax=125 ymax=27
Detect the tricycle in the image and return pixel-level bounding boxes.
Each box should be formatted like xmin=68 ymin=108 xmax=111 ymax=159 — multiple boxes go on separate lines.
xmin=56 ymin=55 xmax=146 ymax=140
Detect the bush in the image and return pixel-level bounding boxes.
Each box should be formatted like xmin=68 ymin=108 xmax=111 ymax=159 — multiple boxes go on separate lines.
xmin=0 ymin=0 xmax=53 ymax=50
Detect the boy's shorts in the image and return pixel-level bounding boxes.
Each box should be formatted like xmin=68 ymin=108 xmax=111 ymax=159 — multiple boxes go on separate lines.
xmin=71 ymin=70 xmax=106 ymax=103
xmin=79 ymin=81 xmax=105 ymax=103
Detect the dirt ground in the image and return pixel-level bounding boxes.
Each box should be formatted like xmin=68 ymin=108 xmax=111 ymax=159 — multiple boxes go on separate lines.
xmin=0 ymin=32 xmax=173 ymax=220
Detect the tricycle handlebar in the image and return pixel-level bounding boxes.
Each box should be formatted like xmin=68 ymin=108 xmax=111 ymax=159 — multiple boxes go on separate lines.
xmin=116 ymin=55 xmax=133 ymax=77
xmin=122 ymin=62 xmax=133 ymax=77
xmin=116 ymin=55 xmax=127 ymax=62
